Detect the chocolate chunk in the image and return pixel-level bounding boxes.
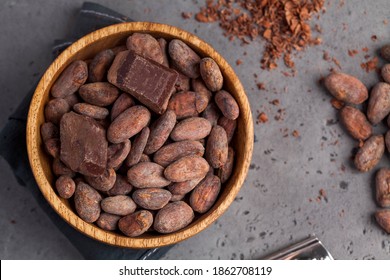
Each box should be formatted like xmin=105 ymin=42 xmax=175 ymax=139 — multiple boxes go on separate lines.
xmin=60 ymin=112 xmax=108 ymax=176
xmin=108 ymin=50 xmax=178 ymax=114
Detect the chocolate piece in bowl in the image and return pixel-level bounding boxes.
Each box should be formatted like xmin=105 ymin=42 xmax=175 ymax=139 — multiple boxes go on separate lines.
xmin=108 ymin=50 xmax=178 ymax=114
xmin=60 ymin=112 xmax=108 ymax=177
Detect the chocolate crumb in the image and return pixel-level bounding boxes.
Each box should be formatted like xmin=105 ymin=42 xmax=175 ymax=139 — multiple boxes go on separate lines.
xmin=257 ymin=112 xmax=268 ymax=124
xmin=257 ymin=83 xmax=266 ymax=90
xmin=330 ymin=98 xmax=344 ymax=109
xmin=181 ymin=12 xmax=193 ymax=19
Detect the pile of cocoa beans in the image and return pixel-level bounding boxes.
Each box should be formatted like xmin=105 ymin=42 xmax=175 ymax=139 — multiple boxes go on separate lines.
xmin=41 ymin=33 xmax=239 ymax=237
xmin=324 ymin=44 xmax=390 ymax=234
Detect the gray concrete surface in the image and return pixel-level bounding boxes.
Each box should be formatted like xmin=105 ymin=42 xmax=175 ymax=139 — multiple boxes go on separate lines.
xmin=1 ymin=0 xmax=390 ymax=260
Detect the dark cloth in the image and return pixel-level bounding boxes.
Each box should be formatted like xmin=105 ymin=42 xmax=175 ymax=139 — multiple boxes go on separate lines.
xmin=0 ymin=2 xmax=172 ymax=260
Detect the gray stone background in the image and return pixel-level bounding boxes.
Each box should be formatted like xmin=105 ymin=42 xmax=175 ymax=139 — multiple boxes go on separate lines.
xmin=0 ymin=0 xmax=389 ymax=259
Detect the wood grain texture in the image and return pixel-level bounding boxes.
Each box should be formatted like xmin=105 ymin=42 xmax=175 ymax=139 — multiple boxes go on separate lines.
xmin=26 ymin=22 xmax=253 ymax=248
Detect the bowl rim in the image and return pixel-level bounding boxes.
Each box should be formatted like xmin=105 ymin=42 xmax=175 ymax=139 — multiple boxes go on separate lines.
xmin=26 ymin=21 xmax=254 ymax=248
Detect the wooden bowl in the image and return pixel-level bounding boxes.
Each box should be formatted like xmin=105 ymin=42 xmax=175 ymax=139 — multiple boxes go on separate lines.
xmin=26 ymin=22 xmax=253 ymax=248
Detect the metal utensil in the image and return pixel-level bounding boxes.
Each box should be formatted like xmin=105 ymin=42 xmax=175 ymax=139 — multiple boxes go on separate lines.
xmin=263 ymin=235 xmax=334 ymax=260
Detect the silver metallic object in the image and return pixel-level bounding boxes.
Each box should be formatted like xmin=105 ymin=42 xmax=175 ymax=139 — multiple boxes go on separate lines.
xmin=263 ymin=235 xmax=334 ymax=260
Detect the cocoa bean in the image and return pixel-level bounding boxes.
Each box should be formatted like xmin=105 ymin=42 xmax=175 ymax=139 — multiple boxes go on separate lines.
xmin=153 ymin=201 xmax=194 ymax=233
xmin=74 ymin=182 xmax=102 ymax=223
xmin=354 ymin=135 xmax=384 ymax=172
xmin=324 ymin=72 xmax=368 ymax=104
xmin=205 ymin=125 xmax=228 ymax=168
xmin=51 ymin=60 xmax=88 ymax=98
xmin=367 ymin=83 xmax=390 ymax=124
xmin=119 ymin=210 xmax=153 ymax=237
xmin=200 ymin=57 xmax=223 ymax=92
xmin=164 ymin=155 xmax=209 ymax=182
xmin=339 ymin=106 xmax=372 ymax=140
xmin=375 ymin=168 xmax=390 ymax=208
xmin=127 ymin=162 xmax=171 ymax=188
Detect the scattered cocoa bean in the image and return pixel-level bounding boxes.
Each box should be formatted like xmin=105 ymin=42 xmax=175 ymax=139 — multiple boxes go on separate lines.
xmin=382 ymin=64 xmax=390 ymax=83
xmin=375 ymin=209 xmax=390 ymax=234
xmin=339 ymin=106 xmax=372 ymax=140
xmin=367 ymin=83 xmax=390 ymax=124
xmin=381 ymin=44 xmax=390 ymax=62
xmin=354 ymin=135 xmax=384 ymax=172
xmin=323 ymin=72 xmax=368 ymax=104
xmin=375 ymin=168 xmax=390 ymax=208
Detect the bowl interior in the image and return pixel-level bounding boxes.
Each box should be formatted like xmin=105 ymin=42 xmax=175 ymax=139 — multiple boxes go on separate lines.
xmin=27 ymin=22 xmax=253 ymax=248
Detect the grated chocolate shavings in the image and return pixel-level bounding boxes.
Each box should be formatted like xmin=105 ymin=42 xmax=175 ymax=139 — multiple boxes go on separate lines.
xmin=194 ymin=0 xmax=325 ymax=70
